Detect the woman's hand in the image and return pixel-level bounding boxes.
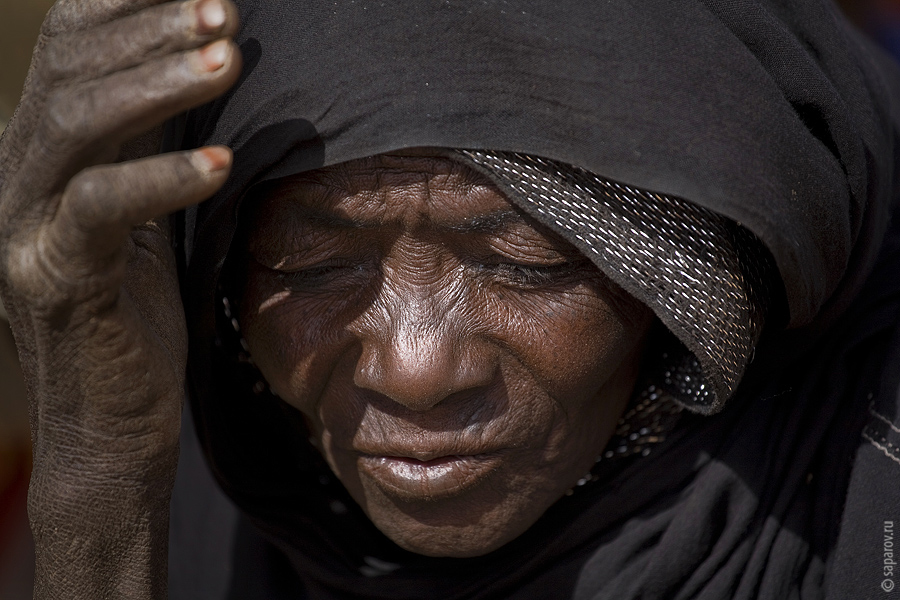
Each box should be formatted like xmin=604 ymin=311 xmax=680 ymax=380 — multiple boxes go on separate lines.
xmin=0 ymin=0 xmax=241 ymax=597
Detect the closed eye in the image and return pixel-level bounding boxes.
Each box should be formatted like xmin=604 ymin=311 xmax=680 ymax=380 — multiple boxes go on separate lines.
xmin=476 ymin=259 xmax=588 ymax=287
xmin=260 ymin=259 xmax=374 ymax=290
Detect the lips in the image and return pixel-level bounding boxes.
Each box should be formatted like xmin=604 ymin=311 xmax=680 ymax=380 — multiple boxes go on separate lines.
xmin=357 ymin=451 xmax=505 ymax=501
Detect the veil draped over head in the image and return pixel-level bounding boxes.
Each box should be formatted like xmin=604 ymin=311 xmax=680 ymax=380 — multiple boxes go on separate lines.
xmin=167 ymin=0 xmax=900 ymax=598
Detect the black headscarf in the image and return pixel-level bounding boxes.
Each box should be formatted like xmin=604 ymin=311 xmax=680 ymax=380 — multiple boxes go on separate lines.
xmin=169 ymin=0 xmax=900 ymax=598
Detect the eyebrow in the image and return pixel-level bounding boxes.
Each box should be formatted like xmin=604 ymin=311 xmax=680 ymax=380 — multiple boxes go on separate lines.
xmin=438 ymin=210 xmax=524 ymax=233
xmin=284 ymin=206 xmax=526 ymax=234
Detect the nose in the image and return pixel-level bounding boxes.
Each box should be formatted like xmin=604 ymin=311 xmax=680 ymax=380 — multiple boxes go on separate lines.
xmin=352 ymin=296 xmax=496 ymax=412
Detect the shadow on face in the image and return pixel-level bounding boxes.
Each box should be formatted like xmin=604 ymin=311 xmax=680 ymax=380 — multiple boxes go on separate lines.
xmin=234 ymin=152 xmax=654 ymax=557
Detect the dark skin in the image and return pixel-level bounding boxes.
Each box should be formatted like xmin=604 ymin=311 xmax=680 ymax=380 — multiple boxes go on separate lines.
xmin=0 ymin=0 xmax=241 ymax=597
xmin=238 ymin=154 xmax=653 ymax=557
xmin=0 ymin=0 xmax=651 ymax=595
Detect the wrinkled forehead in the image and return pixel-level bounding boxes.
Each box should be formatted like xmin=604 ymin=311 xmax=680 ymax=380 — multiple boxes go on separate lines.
xmin=243 ymin=152 xmax=528 ymax=232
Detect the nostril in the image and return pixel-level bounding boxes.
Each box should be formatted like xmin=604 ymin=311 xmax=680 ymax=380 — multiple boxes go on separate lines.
xmin=353 ymin=334 xmax=495 ymax=412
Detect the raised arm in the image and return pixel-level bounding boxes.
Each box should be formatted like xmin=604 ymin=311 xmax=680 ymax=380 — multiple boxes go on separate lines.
xmin=0 ymin=1 xmax=240 ymax=597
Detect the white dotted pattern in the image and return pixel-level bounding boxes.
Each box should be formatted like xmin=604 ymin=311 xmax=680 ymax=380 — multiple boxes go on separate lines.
xmin=459 ymin=150 xmax=768 ymax=413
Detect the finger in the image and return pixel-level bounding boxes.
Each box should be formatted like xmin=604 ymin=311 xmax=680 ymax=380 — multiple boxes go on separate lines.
xmin=2 ymin=147 xmax=231 ymax=312
xmin=41 ymin=0 xmax=239 ymax=85
xmin=18 ymin=37 xmax=240 ymax=206
xmin=42 ymin=0 xmax=173 ymax=37
xmin=0 ymin=0 xmax=237 ymax=184
xmin=50 ymin=147 xmax=232 ymax=263
xmin=2 ymin=0 xmax=162 ymax=153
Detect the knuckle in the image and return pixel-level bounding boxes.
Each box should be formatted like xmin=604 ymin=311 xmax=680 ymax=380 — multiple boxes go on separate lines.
xmin=65 ymin=169 xmax=100 ymax=204
xmin=3 ymin=235 xmax=53 ymax=301
xmin=65 ymin=169 xmax=115 ymax=226
xmin=41 ymin=89 xmax=91 ymax=151
xmin=4 ymin=234 xmax=125 ymax=321
xmin=38 ymin=35 xmax=75 ymax=84
xmin=63 ymin=187 xmax=130 ymax=247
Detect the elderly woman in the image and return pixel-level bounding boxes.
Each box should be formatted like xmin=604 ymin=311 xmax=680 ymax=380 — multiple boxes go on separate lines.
xmin=1 ymin=0 xmax=899 ymax=598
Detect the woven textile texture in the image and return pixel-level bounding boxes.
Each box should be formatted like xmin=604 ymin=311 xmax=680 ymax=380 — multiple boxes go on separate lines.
xmin=456 ymin=150 xmax=775 ymax=414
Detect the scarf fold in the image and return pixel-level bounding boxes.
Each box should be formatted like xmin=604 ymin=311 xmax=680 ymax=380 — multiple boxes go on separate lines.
xmin=171 ymin=1 xmax=900 ymax=597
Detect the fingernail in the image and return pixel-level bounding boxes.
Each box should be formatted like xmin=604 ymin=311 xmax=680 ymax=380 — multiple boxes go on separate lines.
xmin=193 ymin=147 xmax=231 ymax=172
xmin=196 ymin=39 xmax=230 ymax=72
xmin=196 ymin=0 xmax=227 ymax=34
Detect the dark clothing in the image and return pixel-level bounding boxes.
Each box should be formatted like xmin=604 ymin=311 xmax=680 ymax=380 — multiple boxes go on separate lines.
xmin=168 ymin=0 xmax=900 ymax=597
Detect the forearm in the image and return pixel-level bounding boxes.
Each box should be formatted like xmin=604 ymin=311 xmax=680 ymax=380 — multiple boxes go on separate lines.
xmin=29 ymin=440 xmax=178 ymax=600
xmin=23 ymin=323 xmax=183 ymax=600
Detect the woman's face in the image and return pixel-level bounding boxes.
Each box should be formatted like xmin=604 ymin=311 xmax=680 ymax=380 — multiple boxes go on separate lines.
xmin=238 ymin=153 xmax=653 ymax=557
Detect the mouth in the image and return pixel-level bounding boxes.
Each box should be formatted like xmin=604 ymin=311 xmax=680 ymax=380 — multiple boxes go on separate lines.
xmin=357 ymin=452 xmax=505 ymax=501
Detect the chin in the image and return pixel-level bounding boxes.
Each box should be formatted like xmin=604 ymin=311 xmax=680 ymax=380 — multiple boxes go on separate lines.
xmin=374 ymin=511 xmax=530 ymax=558
xmin=354 ymin=470 xmax=555 ymax=558
xmin=396 ymin=536 xmax=509 ymax=559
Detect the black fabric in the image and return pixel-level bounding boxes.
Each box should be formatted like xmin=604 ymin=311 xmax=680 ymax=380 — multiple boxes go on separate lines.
xmin=454 ymin=150 xmax=778 ymax=413
xmin=169 ymin=0 xmax=900 ymax=598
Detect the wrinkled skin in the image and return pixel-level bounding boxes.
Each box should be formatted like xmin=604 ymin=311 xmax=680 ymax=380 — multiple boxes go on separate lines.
xmin=0 ymin=0 xmax=241 ymax=597
xmin=0 ymin=0 xmax=653 ymax=594
xmin=237 ymin=154 xmax=653 ymax=557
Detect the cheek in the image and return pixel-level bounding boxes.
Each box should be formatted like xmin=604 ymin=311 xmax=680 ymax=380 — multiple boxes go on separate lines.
xmin=488 ymin=285 xmax=648 ymax=399
xmin=238 ymin=271 xmax=364 ymax=415
xmin=488 ymin=286 xmax=652 ymax=463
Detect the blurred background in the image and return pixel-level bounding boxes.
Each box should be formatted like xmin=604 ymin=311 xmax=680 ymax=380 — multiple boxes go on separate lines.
xmin=1 ymin=0 xmax=899 ymax=598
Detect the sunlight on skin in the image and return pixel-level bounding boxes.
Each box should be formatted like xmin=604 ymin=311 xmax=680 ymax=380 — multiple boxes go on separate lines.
xmin=238 ymin=153 xmax=654 ymax=557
